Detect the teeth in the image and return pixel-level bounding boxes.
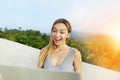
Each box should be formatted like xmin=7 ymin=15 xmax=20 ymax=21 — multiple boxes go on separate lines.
xmin=55 ymin=39 xmax=60 ymax=40
xmin=55 ymin=39 xmax=61 ymax=41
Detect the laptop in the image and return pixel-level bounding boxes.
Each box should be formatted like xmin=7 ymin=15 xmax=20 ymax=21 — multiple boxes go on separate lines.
xmin=0 ymin=65 xmax=80 ymax=80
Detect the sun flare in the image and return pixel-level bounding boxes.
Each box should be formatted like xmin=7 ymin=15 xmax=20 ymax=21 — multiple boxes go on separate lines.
xmin=109 ymin=27 xmax=120 ymax=51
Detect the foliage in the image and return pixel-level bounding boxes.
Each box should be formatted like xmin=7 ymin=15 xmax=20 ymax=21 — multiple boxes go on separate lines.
xmin=0 ymin=27 xmax=49 ymax=49
xmin=68 ymin=35 xmax=120 ymax=72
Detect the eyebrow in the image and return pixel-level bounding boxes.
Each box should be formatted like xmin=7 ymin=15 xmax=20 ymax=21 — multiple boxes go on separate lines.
xmin=53 ymin=27 xmax=67 ymax=31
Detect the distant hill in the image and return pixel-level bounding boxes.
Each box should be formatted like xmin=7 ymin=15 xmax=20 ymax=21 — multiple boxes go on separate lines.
xmin=71 ymin=31 xmax=98 ymax=40
xmin=70 ymin=31 xmax=114 ymax=41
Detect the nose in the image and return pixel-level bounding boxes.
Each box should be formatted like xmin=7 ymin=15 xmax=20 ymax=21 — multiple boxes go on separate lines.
xmin=55 ymin=32 xmax=60 ymax=37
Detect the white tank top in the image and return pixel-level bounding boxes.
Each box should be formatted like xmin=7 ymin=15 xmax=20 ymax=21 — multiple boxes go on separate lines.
xmin=43 ymin=48 xmax=75 ymax=72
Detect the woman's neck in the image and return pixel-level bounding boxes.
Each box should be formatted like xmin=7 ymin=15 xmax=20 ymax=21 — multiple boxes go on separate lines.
xmin=54 ymin=44 xmax=68 ymax=50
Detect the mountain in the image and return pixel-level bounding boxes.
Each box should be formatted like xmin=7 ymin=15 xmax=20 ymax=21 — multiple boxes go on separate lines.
xmin=71 ymin=31 xmax=97 ymax=40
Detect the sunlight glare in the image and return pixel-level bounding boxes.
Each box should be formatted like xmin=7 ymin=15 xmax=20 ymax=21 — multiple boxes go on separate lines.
xmin=110 ymin=27 xmax=120 ymax=51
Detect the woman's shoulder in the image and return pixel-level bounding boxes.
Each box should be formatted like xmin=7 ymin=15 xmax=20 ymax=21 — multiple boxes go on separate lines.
xmin=40 ymin=47 xmax=45 ymax=50
xmin=39 ymin=46 xmax=48 ymax=56
xmin=72 ymin=47 xmax=81 ymax=57
xmin=40 ymin=46 xmax=48 ymax=52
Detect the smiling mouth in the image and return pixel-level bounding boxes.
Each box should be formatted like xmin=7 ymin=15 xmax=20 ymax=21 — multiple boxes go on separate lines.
xmin=54 ymin=39 xmax=62 ymax=42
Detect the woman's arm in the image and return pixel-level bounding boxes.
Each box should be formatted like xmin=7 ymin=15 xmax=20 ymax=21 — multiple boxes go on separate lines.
xmin=37 ymin=51 xmax=42 ymax=68
xmin=73 ymin=49 xmax=82 ymax=80
xmin=37 ymin=48 xmax=45 ymax=68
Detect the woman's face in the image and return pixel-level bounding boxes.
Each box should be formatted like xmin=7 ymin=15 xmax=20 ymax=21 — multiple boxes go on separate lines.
xmin=52 ymin=23 xmax=70 ymax=46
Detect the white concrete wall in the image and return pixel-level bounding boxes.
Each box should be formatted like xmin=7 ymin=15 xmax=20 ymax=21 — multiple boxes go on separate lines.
xmin=0 ymin=38 xmax=120 ymax=80
xmin=0 ymin=38 xmax=39 ymax=68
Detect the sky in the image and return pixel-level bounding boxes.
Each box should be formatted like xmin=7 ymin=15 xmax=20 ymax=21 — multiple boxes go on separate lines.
xmin=0 ymin=0 xmax=120 ymax=35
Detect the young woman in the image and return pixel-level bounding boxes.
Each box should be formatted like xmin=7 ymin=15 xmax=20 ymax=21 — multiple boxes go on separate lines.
xmin=37 ymin=18 xmax=82 ymax=79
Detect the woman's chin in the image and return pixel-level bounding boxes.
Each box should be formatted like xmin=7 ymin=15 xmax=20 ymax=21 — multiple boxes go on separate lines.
xmin=54 ymin=42 xmax=61 ymax=46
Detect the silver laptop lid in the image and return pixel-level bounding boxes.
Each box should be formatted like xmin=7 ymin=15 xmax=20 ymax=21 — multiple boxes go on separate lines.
xmin=0 ymin=65 xmax=80 ymax=80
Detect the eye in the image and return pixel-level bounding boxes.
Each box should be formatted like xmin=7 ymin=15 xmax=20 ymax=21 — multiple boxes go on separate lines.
xmin=52 ymin=30 xmax=57 ymax=33
xmin=61 ymin=32 xmax=65 ymax=34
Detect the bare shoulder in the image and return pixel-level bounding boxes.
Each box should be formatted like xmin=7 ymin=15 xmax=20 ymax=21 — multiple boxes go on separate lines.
xmin=39 ymin=46 xmax=48 ymax=56
xmin=40 ymin=46 xmax=47 ymax=52
xmin=74 ymin=48 xmax=82 ymax=57
xmin=73 ymin=48 xmax=82 ymax=74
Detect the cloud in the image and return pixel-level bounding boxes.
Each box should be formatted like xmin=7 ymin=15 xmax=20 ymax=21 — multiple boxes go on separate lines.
xmin=67 ymin=0 xmax=120 ymax=34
